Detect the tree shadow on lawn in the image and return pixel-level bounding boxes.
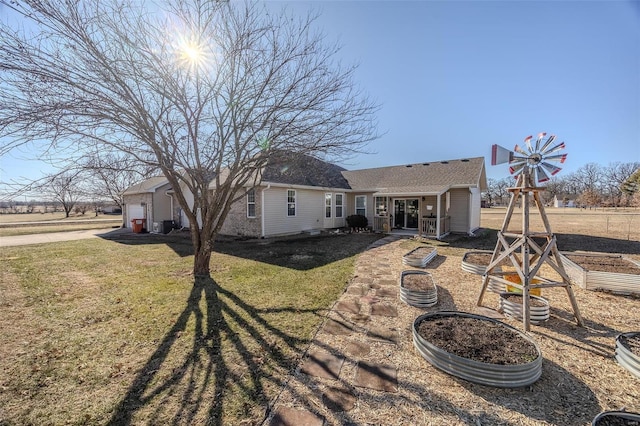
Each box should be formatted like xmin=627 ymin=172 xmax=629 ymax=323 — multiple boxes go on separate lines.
xmin=108 ymin=276 xmax=323 ymax=425
xmin=102 ymin=230 xmax=386 ymax=270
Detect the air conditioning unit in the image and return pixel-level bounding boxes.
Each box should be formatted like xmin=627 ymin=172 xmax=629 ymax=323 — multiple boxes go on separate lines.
xmin=152 ymin=222 xmax=160 ymax=233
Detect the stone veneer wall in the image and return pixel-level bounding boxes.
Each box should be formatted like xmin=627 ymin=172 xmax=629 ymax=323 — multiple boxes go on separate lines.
xmin=219 ymin=188 xmax=262 ymax=237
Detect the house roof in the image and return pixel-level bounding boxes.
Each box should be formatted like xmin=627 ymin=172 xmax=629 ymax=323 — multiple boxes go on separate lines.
xmin=261 ymin=151 xmax=351 ymax=189
xmin=122 ymin=176 xmax=168 ymax=195
xmin=342 ymin=157 xmax=487 ymax=195
xmin=123 ymin=155 xmax=487 ymax=196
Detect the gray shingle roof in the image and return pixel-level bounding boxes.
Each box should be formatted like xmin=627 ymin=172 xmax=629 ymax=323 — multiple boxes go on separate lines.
xmin=342 ymin=157 xmax=486 ymax=194
xmin=262 ymin=151 xmax=351 ymax=189
xmin=122 ymin=176 xmax=168 ymax=194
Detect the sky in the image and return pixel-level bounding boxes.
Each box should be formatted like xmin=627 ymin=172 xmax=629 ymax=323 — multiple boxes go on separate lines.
xmin=1 ymin=0 xmax=639 ymax=197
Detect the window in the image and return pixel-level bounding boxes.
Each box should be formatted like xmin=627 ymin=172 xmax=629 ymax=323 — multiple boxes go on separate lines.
xmin=335 ymin=194 xmax=343 ymax=218
xmin=287 ymin=189 xmax=296 ymax=216
xmin=375 ymin=197 xmax=387 ymax=216
xmin=355 ymin=195 xmax=366 ymax=216
xmin=325 ymin=193 xmax=332 ymax=218
xmin=246 ymin=188 xmax=256 ymax=218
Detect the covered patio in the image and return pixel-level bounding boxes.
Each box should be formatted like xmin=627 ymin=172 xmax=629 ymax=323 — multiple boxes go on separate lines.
xmin=371 ymin=190 xmax=451 ymax=239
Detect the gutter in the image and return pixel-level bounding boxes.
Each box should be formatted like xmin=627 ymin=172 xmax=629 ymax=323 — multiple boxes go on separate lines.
xmin=261 ymin=184 xmax=271 ymax=238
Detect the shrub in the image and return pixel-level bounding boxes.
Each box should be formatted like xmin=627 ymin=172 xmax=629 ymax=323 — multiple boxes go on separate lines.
xmin=346 ymin=214 xmax=368 ymax=230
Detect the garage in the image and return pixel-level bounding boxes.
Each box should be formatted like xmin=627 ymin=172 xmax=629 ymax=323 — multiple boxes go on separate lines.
xmin=126 ymin=204 xmax=145 ymax=229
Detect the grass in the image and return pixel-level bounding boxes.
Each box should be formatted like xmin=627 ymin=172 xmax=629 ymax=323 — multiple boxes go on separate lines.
xmin=0 ymin=232 xmax=383 ymax=425
xmin=0 ymin=213 xmax=123 ymax=237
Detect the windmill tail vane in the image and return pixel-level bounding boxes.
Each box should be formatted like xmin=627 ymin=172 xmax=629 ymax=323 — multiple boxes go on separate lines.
xmin=491 ymin=133 xmax=567 ymax=185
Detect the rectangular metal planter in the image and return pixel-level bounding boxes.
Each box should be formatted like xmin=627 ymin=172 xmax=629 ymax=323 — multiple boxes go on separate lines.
xmin=560 ymin=253 xmax=640 ymax=295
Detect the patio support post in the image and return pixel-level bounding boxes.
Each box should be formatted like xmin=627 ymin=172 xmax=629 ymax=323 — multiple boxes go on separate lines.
xmin=436 ymin=193 xmax=442 ymax=238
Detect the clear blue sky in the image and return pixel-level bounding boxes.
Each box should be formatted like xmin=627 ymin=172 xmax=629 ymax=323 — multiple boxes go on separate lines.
xmin=1 ymin=0 xmax=639 ymax=196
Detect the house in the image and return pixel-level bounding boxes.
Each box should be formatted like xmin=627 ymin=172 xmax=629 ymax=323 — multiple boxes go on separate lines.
xmin=122 ymin=153 xmax=487 ymax=239
xmin=553 ymin=194 xmax=577 ymax=208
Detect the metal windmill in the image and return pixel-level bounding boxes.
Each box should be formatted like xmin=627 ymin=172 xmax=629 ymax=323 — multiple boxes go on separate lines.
xmin=477 ymin=133 xmax=583 ymax=331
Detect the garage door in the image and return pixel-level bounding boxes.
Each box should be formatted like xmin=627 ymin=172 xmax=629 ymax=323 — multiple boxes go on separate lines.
xmin=127 ymin=204 xmax=145 ymax=229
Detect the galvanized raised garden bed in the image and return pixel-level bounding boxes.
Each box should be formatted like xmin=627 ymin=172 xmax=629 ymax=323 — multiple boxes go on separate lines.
xmin=560 ymin=253 xmax=640 ymax=295
xmin=403 ymin=246 xmax=437 ymax=268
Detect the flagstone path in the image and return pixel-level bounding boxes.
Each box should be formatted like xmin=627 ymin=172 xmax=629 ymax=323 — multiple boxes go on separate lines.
xmin=265 ymin=235 xmax=411 ymax=425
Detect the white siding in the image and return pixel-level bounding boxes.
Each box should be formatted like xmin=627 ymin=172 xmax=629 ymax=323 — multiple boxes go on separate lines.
xmin=449 ymin=188 xmax=470 ymax=233
xmin=262 ymin=187 xmax=325 ymax=237
xmin=469 ymin=187 xmax=481 ymax=232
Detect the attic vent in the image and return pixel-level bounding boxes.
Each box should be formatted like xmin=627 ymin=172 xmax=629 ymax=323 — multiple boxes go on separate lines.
xmin=422 ymin=163 xmax=430 ymax=166
xmin=406 ymin=164 xmax=413 ymax=168
xmin=440 ymin=161 xmax=449 ymax=164
xmin=461 ymin=159 xmax=469 ymax=162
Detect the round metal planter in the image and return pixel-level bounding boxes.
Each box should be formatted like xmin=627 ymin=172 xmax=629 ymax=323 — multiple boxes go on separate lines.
xmin=461 ymin=251 xmax=492 ymax=275
xmin=615 ymin=332 xmax=640 ymax=379
xmin=486 ymin=276 xmax=506 ymax=294
xmin=403 ymin=246 xmax=437 ymax=268
xmin=499 ymin=292 xmax=550 ymax=325
xmin=412 ymin=311 xmax=542 ymax=388
xmin=592 ymin=410 xmax=640 ymax=425
xmin=400 ymin=270 xmax=438 ymax=308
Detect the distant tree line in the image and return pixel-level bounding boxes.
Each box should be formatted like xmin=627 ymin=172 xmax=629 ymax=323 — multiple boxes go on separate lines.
xmin=484 ymin=162 xmax=640 ymax=208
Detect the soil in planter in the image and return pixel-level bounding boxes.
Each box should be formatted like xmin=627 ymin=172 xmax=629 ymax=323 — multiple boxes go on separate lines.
xmin=501 ymin=293 xmax=547 ymax=308
xmin=564 ymin=254 xmax=640 ymax=275
xmin=463 ymin=252 xmax=511 ymax=267
xmin=403 ymin=273 xmax=435 ymax=292
xmin=619 ymin=334 xmax=640 ymax=357
xmin=407 ymin=247 xmax=436 ymax=257
xmin=594 ymin=415 xmax=640 ymax=426
xmin=416 ymin=316 xmax=538 ymax=365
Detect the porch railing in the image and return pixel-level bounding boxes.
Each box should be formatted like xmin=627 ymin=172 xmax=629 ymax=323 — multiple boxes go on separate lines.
xmin=373 ymin=216 xmax=390 ymax=232
xmin=421 ymin=216 xmax=450 ymax=236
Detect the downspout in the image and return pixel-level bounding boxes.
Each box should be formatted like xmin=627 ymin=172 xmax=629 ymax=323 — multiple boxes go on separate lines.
xmin=261 ymin=184 xmax=271 ymax=238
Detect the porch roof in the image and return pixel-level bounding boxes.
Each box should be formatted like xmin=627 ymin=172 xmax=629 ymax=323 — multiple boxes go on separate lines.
xmin=372 ymin=185 xmax=449 ymax=196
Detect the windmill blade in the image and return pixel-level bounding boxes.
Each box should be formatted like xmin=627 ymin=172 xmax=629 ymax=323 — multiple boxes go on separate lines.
xmin=540 ymin=162 xmax=562 ymax=176
xmin=542 ymin=141 xmax=565 ymax=155
xmin=509 ymin=162 xmax=526 ymax=175
xmin=513 ymin=144 xmax=529 ymax=156
xmin=534 ymin=132 xmax=546 ymax=152
xmin=510 ymin=154 xmax=530 ymax=163
xmin=542 ymin=153 xmax=567 ymax=163
xmin=536 ymin=165 xmax=551 ymax=183
xmin=524 ymin=135 xmax=534 ymax=152
xmin=539 ymin=134 xmax=556 ymax=152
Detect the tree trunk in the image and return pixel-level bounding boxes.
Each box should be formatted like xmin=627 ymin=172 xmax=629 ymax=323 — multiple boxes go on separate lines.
xmin=191 ymin=228 xmax=213 ymax=278
xmin=193 ymin=249 xmax=212 ymax=278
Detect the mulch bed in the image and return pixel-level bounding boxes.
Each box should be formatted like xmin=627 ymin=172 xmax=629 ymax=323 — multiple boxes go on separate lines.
xmin=415 ymin=316 xmax=538 ymax=365
xmin=402 ymin=273 xmax=435 ymax=292
xmin=465 ymin=252 xmax=640 ymax=275
xmin=619 ymin=334 xmax=640 ymax=357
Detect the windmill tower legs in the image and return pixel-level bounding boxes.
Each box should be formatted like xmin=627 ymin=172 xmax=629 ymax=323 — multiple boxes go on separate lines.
xmin=477 ymin=175 xmax=583 ymax=331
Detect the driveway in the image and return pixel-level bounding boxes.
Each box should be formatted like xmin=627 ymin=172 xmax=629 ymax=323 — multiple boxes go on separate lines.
xmin=0 ymin=227 xmax=128 ymax=247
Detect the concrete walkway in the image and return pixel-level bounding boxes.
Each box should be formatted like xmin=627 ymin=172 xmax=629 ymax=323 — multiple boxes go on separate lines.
xmin=0 ymin=227 xmax=127 ymax=247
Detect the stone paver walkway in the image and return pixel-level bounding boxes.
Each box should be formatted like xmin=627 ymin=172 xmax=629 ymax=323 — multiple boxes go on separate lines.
xmin=266 ymin=235 xmax=409 ymax=425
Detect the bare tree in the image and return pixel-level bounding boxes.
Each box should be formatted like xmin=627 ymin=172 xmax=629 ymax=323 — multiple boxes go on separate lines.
xmin=41 ymin=171 xmax=84 ymax=218
xmin=82 ymin=152 xmax=157 ymax=210
xmin=603 ymin=162 xmax=640 ymax=207
xmin=0 ymin=0 xmax=379 ymax=277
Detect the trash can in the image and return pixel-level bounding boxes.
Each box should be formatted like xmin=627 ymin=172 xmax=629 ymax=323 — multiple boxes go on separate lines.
xmin=131 ymin=219 xmax=145 ymax=233
xmin=162 ymin=220 xmax=175 ymax=234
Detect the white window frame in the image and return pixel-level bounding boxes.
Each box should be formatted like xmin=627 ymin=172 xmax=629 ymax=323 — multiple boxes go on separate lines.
xmin=375 ymin=196 xmax=387 ymax=216
xmin=246 ymin=188 xmax=256 ymax=218
xmin=287 ymin=189 xmax=296 ymax=217
xmin=355 ymin=195 xmax=366 ymax=216
xmin=325 ymin=193 xmax=332 ymax=218
xmin=335 ymin=193 xmax=344 ymax=218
